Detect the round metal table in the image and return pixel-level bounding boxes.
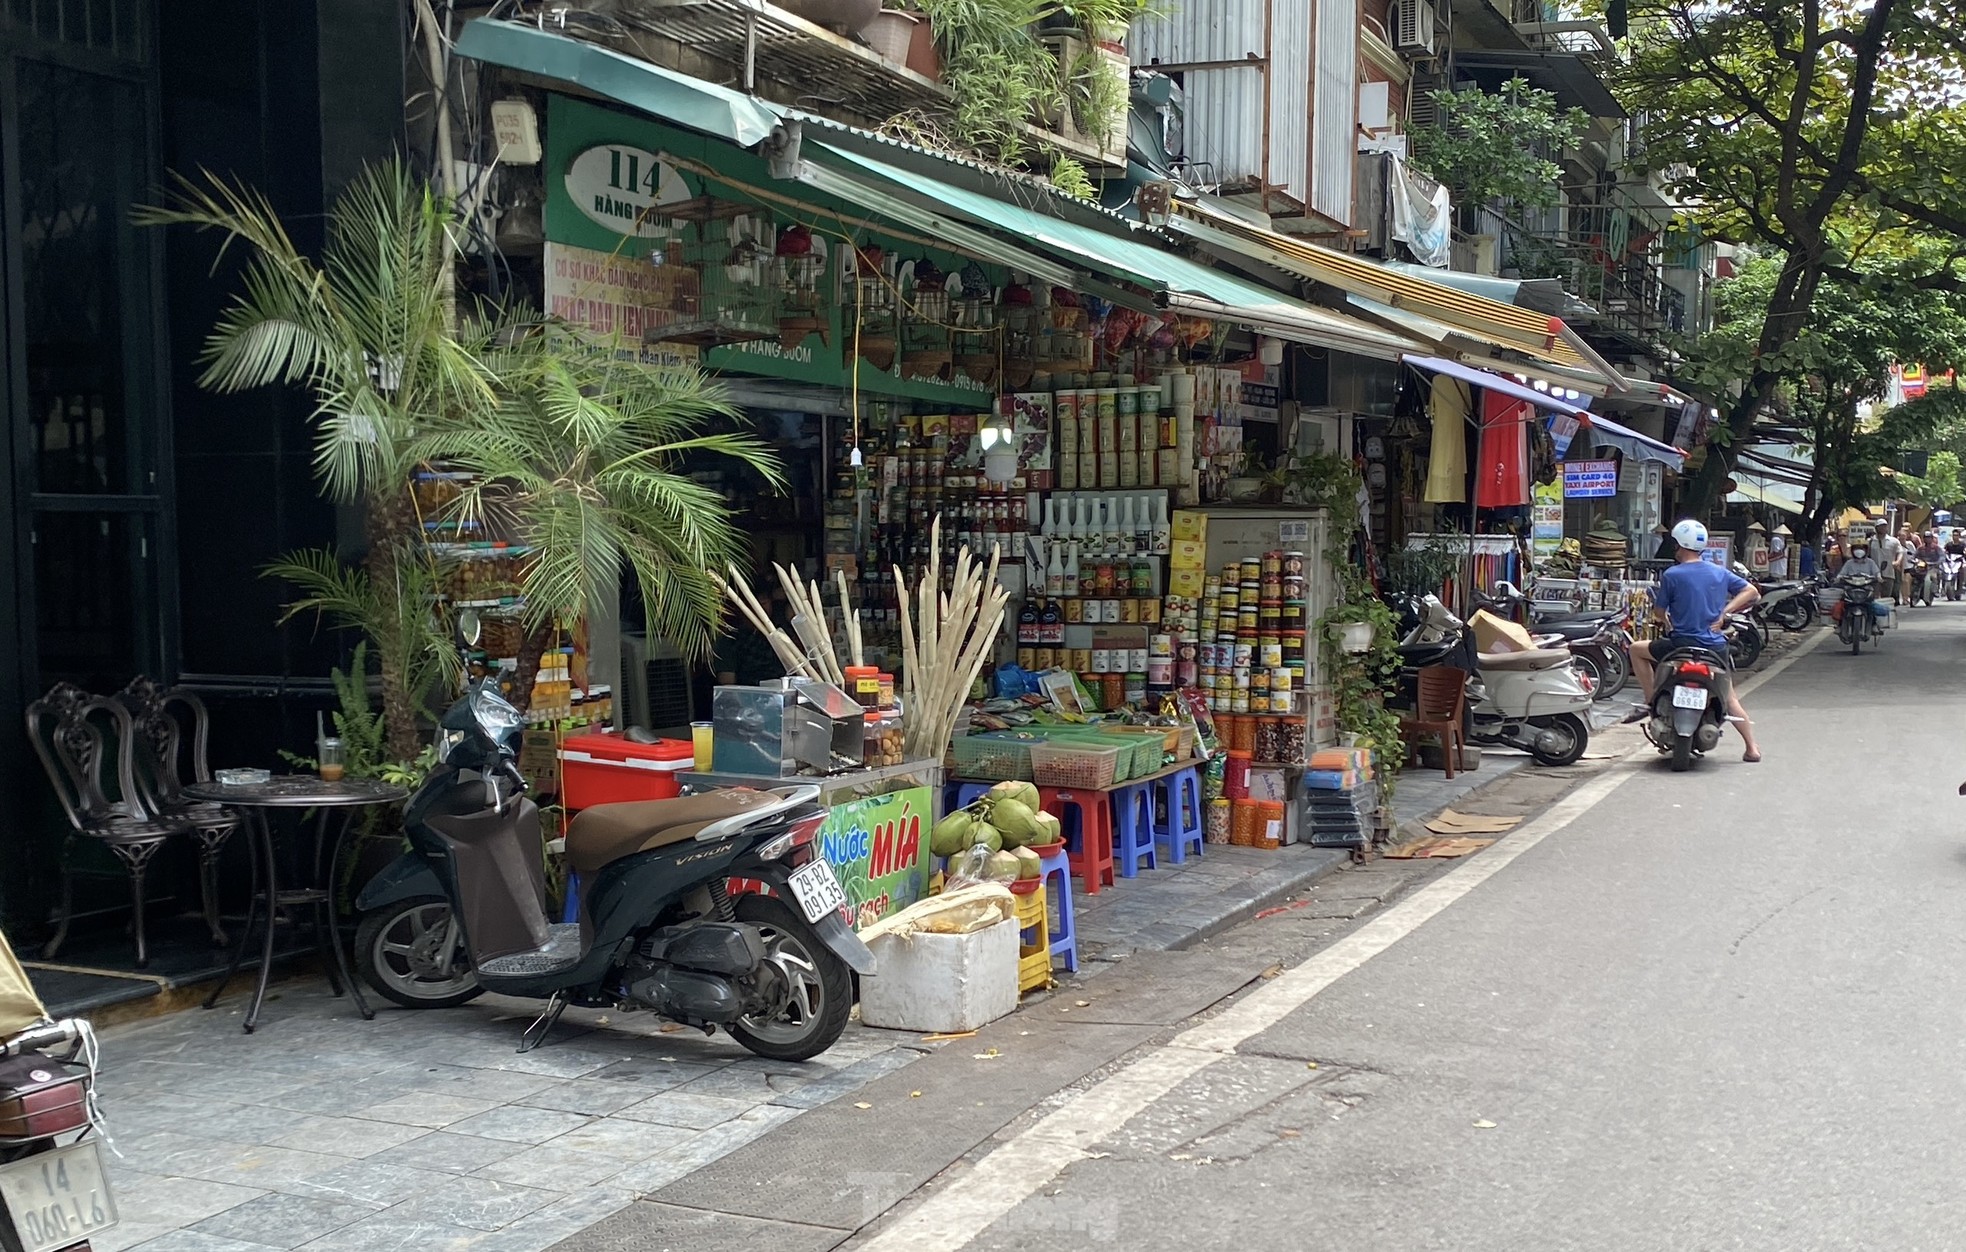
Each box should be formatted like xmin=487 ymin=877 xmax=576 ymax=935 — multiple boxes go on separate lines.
xmin=184 ymin=776 xmax=407 ymax=1032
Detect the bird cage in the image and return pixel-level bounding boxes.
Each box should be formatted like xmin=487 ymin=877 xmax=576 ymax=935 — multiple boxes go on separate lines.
xmin=900 ymin=255 xmax=953 ymax=381
xmin=641 ymin=198 xmax=779 ymax=349
xmin=847 ymin=243 xmax=899 ymax=371
xmin=770 ymin=222 xmax=832 ymax=352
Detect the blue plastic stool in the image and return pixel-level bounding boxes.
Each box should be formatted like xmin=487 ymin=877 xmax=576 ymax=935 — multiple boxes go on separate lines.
xmin=1037 ymin=843 xmax=1078 ymax=973
xmin=1152 ymin=765 xmax=1206 ymax=863
xmin=1111 ymin=781 xmax=1157 ymax=876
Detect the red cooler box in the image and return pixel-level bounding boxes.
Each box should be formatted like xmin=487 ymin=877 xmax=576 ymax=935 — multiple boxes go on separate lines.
xmin=559 ymin=733 xmax=693 ymax=809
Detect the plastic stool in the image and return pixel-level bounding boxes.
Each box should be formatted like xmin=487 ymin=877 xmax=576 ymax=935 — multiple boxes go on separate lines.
xmin=1041 ymin=786 xmax=1115 ymax=894
xmin=1152 ymin=765 xmax=1206 ymax=863
xmin=1037 ymin=843 xmax=1078 ymax=973
xmin=1111 ymin=781 xmax=1157 ymax=877
xmin=946 ymin=781 xmax=994 ymax=813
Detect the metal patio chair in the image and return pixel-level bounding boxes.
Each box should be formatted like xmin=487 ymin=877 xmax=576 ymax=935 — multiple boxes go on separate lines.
xmin=117 ymin=676 xmax=239 ymax=949
xmin=25 ymin=683 xmax=216 ymax=968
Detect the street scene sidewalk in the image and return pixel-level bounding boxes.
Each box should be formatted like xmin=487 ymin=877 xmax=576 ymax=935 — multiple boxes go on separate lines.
xmin=77 ymin=694 xmax=1649 ymax=1251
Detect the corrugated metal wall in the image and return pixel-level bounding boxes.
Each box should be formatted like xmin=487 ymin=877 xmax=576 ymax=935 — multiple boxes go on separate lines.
xmin=1269 ymin=0 xmax=1311 ymax=208
xmin=1310 ymin=0 xmax=1358 ymax=223
xmin=1131 ymin=0 xmax=1311 ymax=210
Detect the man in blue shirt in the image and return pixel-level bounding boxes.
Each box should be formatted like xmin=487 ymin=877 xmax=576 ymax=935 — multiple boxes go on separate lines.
xmin=1624 ymin=519 xmax=1764 ymax=761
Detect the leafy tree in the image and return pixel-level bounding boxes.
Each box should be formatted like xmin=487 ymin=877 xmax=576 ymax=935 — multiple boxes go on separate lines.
xmin=1896 ymin=450 xmax=1962 ymax=511
xmin=1615 ymin=0 xmax=1966 ymax=512
xmin=1678 ymin=249 xmax=1966 ymax=538
xmin=1407 ymin=77 xmax=1589 ymax=214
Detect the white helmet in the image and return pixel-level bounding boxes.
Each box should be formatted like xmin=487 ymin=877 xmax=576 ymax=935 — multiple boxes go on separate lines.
xmin=1671 ymin=519 xmax=1709 ymax=552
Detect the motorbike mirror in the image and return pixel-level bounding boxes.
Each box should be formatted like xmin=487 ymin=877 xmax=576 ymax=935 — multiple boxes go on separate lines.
xmin=458 ymin=609 xmax=483 ymax=648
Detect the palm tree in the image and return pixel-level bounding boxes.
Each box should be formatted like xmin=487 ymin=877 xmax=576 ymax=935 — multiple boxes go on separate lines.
xmin=411 ymin=340 xmax=785 ymax=709
xmin=140 ymin=160 xmax=782 ymax=754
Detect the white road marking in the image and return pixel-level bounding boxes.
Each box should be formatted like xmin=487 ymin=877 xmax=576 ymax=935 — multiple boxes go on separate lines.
xmin=851 ymin=629 xmax=1822 ymax=1252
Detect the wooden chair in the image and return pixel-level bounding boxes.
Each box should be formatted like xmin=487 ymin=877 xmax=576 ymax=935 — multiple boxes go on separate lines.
xmin=25 ymin=683 xmax=219 ymax=968
xmin=117 ymin=676 xmax=239 ymax=949
xmin=1402 ymin=666 xmax=1469 ymax=780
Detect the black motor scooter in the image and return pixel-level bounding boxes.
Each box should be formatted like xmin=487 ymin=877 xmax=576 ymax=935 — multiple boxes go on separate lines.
xmin=1639 ymin=643 xmax=1733 ymax=772
xmin=353 ymin=619 xmax=875 ymax=1060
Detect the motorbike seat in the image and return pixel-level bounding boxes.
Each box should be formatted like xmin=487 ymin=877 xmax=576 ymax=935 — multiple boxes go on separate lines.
xmin=1477 ymin=648 xmax=1575 ymax=672
xmin=565 ymin=789 xmax=789 ymax=876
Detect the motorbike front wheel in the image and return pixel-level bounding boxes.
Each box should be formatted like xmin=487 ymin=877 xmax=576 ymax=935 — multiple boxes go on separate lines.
xmin=1596 ymin=645 xmax=1631 ymax=698
xmin=1529 ymin=713 xmax=1589 ymax=767
xmin=728 ymin=894 xmax=852 ymax=1062
xmin=355 ymin=897 xmax=483 ymax=1010
xmin=1729 ymin=627 xmax=1763 ymax=669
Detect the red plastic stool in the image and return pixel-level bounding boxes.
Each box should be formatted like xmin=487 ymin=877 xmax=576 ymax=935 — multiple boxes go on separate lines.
xmin=1041 ymin=786 xmax=1116 ymax=895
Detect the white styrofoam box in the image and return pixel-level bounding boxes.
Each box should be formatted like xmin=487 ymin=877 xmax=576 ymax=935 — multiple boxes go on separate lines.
xmin=858 ymin=917 xmax=1020 ymax=1034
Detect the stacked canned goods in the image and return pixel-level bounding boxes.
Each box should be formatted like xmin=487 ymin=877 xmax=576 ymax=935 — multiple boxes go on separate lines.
xmin=1189 ymin=551 xmax=1309 ymax=721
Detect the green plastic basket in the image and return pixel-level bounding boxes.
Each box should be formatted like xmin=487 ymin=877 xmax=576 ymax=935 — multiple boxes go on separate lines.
xmin=950 ymin=732 xmax=1037 ymax=781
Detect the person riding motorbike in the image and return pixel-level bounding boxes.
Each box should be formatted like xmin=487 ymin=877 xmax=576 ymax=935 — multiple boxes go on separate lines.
xmin=1623 ymin=519 xmax=1765 ymax=762
xmin=1838 ymin=542 xmax=1883 ymax=584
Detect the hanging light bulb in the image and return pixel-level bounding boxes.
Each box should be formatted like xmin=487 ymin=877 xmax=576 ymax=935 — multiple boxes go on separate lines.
xmin=979 ymin=409 xmax=1018 ymax=485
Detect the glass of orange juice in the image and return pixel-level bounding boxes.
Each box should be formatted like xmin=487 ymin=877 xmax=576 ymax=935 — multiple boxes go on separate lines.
xmin=319 ymin=737 xmax=346 ymax=783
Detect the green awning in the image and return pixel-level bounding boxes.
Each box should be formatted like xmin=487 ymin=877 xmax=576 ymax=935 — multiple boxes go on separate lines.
xmin=801 ymin=141 xmax=1424 ymax=360
xmin=455 ymin=19 xmax=782 ymax=148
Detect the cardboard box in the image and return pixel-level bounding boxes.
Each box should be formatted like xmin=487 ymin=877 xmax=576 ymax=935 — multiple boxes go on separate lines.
xmin=1173 ymin=509 xmax=1208 ymax=542
xmin=1469 ymin=608 xmax=1536 ymax=654
xmin=1168 ymin=567 xmax=1205 ymax=599
xmin=1170 ymin=538 xmax=1207 ymax=569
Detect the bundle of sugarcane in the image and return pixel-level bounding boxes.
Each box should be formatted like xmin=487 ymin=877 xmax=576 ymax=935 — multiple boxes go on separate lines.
xmin=708 ymin=564 xmax=813 ymax=678
xmin=709 ymin=560 xmax=867 ymax=686
xmin=896 ymin=516 xmax=1009 ymax=761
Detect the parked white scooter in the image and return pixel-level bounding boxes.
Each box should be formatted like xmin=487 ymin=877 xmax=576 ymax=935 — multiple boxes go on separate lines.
xmin=1396 ymin=596 xmax=1595 ymax=767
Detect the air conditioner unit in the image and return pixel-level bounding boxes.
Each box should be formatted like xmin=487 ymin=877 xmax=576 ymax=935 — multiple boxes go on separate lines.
xmin=1393 ymin=0 xmax=1437 ymax=55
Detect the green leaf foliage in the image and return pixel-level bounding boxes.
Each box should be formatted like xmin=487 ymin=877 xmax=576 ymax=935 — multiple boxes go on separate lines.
xmin=1407 ymin=77 xmax=1589 ymax=213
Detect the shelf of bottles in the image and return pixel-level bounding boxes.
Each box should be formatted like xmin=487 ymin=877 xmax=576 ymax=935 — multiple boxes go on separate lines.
xmin=412 ymin=469 xmax=603 ymax=729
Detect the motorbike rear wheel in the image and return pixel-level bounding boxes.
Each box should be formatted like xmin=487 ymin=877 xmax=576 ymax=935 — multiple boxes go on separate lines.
xmin=1570 ymin=651 xmax=1605 ymax=699
xmin=1769 ymin=597 xmax=1811 ymax=632
xmin=728 ymin=894 xmax=851 ymax=1062
xmin=1670 ymin=734 xmax=1694 ymax=772
xmin=1529 ymin=713 xmax=1589 ymax=767
xmin=355 ymin=897 xmax=483 ymax=1009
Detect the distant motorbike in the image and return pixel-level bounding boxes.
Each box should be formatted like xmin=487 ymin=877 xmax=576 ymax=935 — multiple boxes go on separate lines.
xmin=1944 ymin=553 xmax=1965 ymax=601
xmin=1759 ymin=577 xmax=1816 ymax=632
xmin=1640 ymin=642 xmax=1734 ymax=772
xmin=0 ymin=930 xmax=116 ymax=1252
xmin=1906 ymin=556 xmax=1937 ymax=607
xmin=1724 ymin=613 xmax=1763 ymax=668
xmin=1833 ymin=574 xmax=1881 ymax=653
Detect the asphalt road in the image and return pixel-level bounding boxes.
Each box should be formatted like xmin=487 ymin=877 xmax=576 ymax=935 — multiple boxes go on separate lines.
xmin=854 ymin=607 xmax=1966 ymax=1252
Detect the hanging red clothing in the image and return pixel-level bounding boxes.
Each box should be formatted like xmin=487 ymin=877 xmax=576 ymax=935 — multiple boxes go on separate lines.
xmin=1474 ymin=389 xmax=1531 ymax=509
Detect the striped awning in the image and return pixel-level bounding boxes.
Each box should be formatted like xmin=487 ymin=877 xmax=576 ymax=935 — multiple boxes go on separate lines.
xmin=1163 ymin=201 xmax=1629 ymax=390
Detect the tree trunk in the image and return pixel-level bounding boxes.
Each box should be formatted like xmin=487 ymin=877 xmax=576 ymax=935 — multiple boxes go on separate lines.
xmin=1679 ymin=253 xmax=1825 ymax=516
xmin=365 ymin=489 xmax=426 ymax=761
xmin=511 ymin=621 xmax=553 ymax=717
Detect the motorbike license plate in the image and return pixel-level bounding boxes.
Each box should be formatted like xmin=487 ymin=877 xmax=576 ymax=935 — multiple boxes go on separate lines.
xmin=787 ymin=859 xmax=848 ymax=924
xmin=1671 ymin=685 xmax=1709 ymax=710
xmin=0 ymin=1141 xmax=118 ymax=1252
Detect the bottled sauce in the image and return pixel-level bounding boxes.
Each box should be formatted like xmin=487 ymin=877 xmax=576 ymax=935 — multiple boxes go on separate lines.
xmin=1018 ymin=598 xmax=1040 ymax=645
xmin=1046 ymin=542 xmax=1067 ymax=597
xmin=1064 ymin=542 xmax=1081 ymax=596
xmin=1040 ymin=597 xmax=1064 ymax=645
